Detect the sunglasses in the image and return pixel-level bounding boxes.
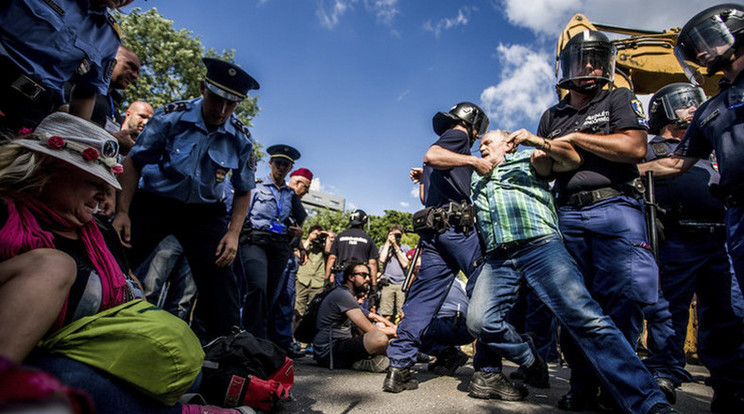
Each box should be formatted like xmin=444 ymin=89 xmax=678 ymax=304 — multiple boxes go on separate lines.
xmin=352 ymin=272 xmax=370 ymax=278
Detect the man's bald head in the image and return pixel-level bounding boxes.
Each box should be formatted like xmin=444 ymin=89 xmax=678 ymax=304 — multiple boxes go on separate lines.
xmin=110 ymin=46 xmax=141 ymax=90
xmin=122 ymin=101 xmax=154 ymax=132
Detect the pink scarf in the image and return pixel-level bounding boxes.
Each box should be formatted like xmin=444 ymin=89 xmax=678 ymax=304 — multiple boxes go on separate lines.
xmin=0 ymin=194 xmax=127 ymax=327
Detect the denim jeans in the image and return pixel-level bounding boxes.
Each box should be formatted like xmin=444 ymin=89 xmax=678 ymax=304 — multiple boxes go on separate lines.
xmin=467 ymin=234 xmax=666 ymax=414
xmin=134 ymin=235 xmax=197 ymax=321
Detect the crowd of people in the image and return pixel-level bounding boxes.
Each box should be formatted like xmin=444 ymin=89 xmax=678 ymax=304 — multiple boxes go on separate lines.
xmin=1 ymin=1 xmax=744 ymax=414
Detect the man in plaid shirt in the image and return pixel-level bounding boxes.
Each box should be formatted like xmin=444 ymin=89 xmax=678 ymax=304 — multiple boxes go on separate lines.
xmin=465 ymin=130 xmax=676 ymax=414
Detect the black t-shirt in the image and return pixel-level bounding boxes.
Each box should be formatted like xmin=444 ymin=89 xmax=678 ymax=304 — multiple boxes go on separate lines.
xmin=425 ymin=129 xmax=474 ymax=208
xmin=537 ymin=88 xmax=648 ymax=201
xmin=313 ymin=286 xmax=361 ymax=358
xmin=330 ymin=227 xmax=378 ymax=267
xmin=0 ymin=204 xmax=131 ymax=325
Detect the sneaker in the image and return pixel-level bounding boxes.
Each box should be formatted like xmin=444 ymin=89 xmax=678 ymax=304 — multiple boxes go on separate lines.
xmin=523 ymin=354 xmax=550 ymax=388
xmin=287 ymin=342 xmax=305 ymax=359
xmin=428 ymin=347 xmax=468 ymax=376
xmin=304 ymin=344 xmax=314 ymax=355
xmin=352 ymin=355 xmax=390 ymax=373
xmin=711 ymin=388 xmax=744 ymax=413
xmin=646 ymin=402 xmax=680 ymax=414
xmin=382 ymin=367 xmax=419 ymax=393
xmin=656 ymin=377 xmax=677 ymax=405
xmin=468 ymin=371 xmax=528 ymax=401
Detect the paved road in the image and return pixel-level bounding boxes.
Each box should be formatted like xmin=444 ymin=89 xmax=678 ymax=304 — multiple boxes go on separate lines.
xmin=276 ymin=356 xmax=713 ymax=414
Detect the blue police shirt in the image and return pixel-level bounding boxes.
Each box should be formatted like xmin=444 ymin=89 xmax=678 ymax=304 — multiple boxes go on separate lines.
xmin=245 ymin=175 xmax=294 ymax=234
xmin=424 ymin=129 xmax=474 ymax=208
xmin=129 ymin=97 xmax=256 ymax=204
xmin=537 ymin=88 xmax=648 ymax=200
xmin=0 ymin=0 xmax=120 ymax=102
xmin=675 ymin=73 xmax=744 ymax=195
xmin=645 ymin=136 xmax=724 ymax=224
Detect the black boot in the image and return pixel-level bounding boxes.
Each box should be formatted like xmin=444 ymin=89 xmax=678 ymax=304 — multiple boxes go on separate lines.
xmin=468 ymin=371 xmax=528 ymax=401
xmin=382 ymin=367 xmax=419 ymax=393
xmin=523 ymin=354 xmax=550 ymax=388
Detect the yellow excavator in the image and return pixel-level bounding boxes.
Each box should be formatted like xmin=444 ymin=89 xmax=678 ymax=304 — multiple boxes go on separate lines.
xmin=555 ymin=13 xmax=722 ymax=98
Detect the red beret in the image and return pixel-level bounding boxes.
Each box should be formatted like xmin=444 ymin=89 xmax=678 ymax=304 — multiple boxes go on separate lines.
xmin=290 ymin=167 xmax=313 ymax=181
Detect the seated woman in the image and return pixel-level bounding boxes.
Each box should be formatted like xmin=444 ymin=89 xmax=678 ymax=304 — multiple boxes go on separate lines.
xmin=0 ymin=112 xmax=249 ymax=414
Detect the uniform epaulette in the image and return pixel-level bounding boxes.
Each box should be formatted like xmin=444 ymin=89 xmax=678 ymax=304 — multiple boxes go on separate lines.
xmin=106 ymin=14 xmax=122 ymax=39
xmin=233 ymin=117 xmax=252 ymax=138
xmin=163 ymin=101 xmax=190 ymax=114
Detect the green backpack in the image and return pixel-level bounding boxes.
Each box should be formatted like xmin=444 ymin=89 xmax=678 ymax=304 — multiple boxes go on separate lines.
xmin=37 ymin=299 xmax=204 ymax=406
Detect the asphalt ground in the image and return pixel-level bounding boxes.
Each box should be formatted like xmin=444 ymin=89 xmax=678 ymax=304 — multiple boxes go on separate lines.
xmin=275 ymin=355 xmax=713 ymax=414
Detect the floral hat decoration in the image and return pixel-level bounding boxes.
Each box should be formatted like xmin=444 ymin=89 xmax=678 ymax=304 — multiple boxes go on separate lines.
xmin=15 ymin=112 xmax=123 ymax=190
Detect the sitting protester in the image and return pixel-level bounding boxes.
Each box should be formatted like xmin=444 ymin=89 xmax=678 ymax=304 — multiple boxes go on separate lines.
xmin=313 ymin=261 xmax=397 ymax=372
xmin=0 ymin=112 xmax=250 ymax=414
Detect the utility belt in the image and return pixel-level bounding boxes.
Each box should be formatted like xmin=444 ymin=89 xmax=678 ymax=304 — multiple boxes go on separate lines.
xmin=667 ymin=220 xmax=726 ymax=236
xmin=412 ymin=201 xmax=475 ymax=235
xmin=560 ymin=179 xmax=645 ymax=208
xmin=239 ymin=227 xmax=290 ymax=245
xmin=0 ymin=56 xmax=59 ymax=121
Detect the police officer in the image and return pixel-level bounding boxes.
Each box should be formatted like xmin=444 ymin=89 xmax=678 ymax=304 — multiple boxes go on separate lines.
xmin=239 ymin=145 xmax=305 ymax=346
xmin=640 ymin=82 xmax=744 ymax=410
xmin=0 ymin=0 xmax=131 ymax=135
xmin=383 ymin=102 xmax=496 ymax=394
xmin=325 ymin=209 xmax=379 ymax=286
xmin=508 ymin=31 xmax=658 ymax=410
xmin=640 ymin=6 xmax=744 ymax=408
xmin=113 ymin=57 xmax=259 ymax=341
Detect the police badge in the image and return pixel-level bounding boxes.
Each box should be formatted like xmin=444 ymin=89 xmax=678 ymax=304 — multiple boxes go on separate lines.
xmin=215 ymin=169 xmax=226 ymax=183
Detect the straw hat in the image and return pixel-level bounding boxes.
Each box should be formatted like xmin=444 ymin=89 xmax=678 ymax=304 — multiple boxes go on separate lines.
xmin=15 ymin=112 xmax=123 ymax=190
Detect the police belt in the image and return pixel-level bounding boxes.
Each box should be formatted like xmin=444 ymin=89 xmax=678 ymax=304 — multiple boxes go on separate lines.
xmin=239 ymin=228 xmax=291 ymax=245
xmin=561 ymin=180 xmax=644 ymax=208
xmin=412 ymin=202 xmax=475 ymax=234
xmin=0 ymin=56 xmax=58 ymax=114
xmin=668 ymin=220 xmax=726 ymax=236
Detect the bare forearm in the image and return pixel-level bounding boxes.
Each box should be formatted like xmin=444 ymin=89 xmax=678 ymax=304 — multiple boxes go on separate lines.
xmin=562 ymin=130 xmax=647 ymax=163
xmin=424 ymin=145 xmax=479 ymax=170
xmin=638 ymin=155 xmax=697 ymax=179
xmin=544 ymin=139 xmax=583 ymax=172
xmin=69 ymin=87 xmax=96 ymax=120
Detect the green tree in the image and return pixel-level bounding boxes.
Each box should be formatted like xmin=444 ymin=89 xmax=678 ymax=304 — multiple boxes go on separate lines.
xmin=114 ymin=8 xmax=264 ymax=158
xmin=302 ymin=209 xmax=349 ymax=235
xmin=304 ymin=209 xmax=418 ymax=248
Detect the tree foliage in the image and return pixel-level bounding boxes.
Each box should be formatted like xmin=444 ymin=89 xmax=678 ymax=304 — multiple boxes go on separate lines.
xmin=114 ymin=8 xmax=264 ymax=158
xmin=303 ymin=209 xmax=418 ymax=248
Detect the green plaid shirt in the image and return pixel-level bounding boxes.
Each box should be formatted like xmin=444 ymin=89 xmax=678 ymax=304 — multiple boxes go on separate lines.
xmin=471 ymin=149 xmax=560 ymax=253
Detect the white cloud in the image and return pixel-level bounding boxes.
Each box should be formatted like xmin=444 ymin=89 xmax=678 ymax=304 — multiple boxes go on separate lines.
xmin=399 ymin=201 xmax=410 ymax=208
xmin=397 ymin=89 xmax=410 ymax=101
xmin=423 ymin=6 xmax=477 ymax=38
xmin=499 ymin=0 xmax=723 ymax=37
xmin=316 ymin=0 xmax=400 ymax=29
xmin=410 ymin=185 xmax=419 ymax=198
xmin=480 ymin=44 xmax=556 ymax=130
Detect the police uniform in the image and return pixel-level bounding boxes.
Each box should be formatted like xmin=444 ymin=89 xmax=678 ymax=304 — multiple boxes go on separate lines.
xmin=642 ymin=135 xmax=744 ymax=393
xmin=238 ymin=145 xmax=303 ymax=345
xmin=538 ymin=87 xmax=659 ymax=395
xmin=0 ymin=0 xmax=120 ymax=132
xmin=387 ymin=128 xmax=483 ymax=371
xmin=676 ymin=72 xmax=744 ymax=299
xmin=124 ymin=58 xmax=259 ymax=340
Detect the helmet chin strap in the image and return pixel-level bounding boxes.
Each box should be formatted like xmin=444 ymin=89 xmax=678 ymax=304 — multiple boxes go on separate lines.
xmin=707 ymin=46 xmax=736 ymax=76
xmin=568 ymin=80 xmax=603 ymax=95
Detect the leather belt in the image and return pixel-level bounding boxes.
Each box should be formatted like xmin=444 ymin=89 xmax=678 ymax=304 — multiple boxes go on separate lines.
xmin=562 ymin=187 xmax=623 ymax=208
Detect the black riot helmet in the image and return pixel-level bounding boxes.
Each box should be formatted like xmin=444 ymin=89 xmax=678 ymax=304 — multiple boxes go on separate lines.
xmin=557 ymin=30 xmax=617 ymax=94
xmin=675 ymin=4 xmax=744 ymax=84
xmin=432 ymin=102 xmax=489 ymax=144
xmin=348 ymin=209 xmax=368 ymax=227
xmin=648 ymin=83 xmax=706 ymax=134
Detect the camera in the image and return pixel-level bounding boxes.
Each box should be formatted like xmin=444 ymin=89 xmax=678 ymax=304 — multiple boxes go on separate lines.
xmin=312 ymin=232 xmax=328 ymax=248
xmin=394 ymin=233 xmax=402 ymax=242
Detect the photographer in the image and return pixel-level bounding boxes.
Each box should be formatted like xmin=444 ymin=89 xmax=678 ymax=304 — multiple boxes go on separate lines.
xmin=378 ymin=225 xmax=410 ymax=322
xmin=294 ymin=226 xmax=334 ymax=332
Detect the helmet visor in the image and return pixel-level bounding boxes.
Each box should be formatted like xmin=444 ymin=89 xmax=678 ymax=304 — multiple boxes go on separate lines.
xmin=661 ymin=86 xmax=706 ymax=123
xmin=678 ymin=15 xmax=736 ymax=67
xmin=558 ymin=42 xmax=617 ymax=87
xmin=472 ymin=113 xmax=489 ymax=137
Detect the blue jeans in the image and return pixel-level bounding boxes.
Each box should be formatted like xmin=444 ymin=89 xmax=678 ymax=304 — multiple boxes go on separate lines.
xmin=467 ymin=234 xmax=666 ymax=414
xmin=134 ymin=235 xmax=197 ymax=321
xmin=644 ymin=228 xmax=744 ymax=391
xmin=387 ymin=226 xmax=483 ymax=368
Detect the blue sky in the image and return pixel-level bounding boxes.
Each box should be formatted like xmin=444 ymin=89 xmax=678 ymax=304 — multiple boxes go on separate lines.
xmin=122 ymin=0 xmax=720 ymax=216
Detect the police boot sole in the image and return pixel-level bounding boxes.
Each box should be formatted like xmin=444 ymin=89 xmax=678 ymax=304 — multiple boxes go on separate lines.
xmin=468 ymin=382 xmax=527 ymax=401
xmin=382 ymin=379 xmax=419 ymax=393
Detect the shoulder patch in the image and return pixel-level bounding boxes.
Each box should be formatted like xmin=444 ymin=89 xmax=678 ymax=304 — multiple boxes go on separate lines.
xmin=163 ymin=101 xmax=190 ymax=114
xmin=631 ymin=99 xmax=646 ymax=118
xmin=232 ymin=118 xmax=251 ymax=138
xmin=106 ymin=14 xmax=122 ymax=39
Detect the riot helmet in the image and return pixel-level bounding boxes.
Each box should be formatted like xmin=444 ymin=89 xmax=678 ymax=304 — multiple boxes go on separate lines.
xmin=349 ymin=209 xmax=368 ymax=227
xmin=432 ymin=102 xmax=489 ymax=144
xmin=675 ymin=4 xmax=744 ymax=84
xmin=648 ymin=83 xmax=706 ymax=134
xmin=557 ymin=30 xmax=617 ymax=94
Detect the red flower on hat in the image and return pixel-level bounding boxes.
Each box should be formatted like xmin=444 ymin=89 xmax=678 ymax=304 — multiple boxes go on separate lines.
xmin=46 ymin=136 xmax=66 ymax=149
xmin=17 ymin=127 xmax=33 ymax=136
xmin=82 ymin=148 xmax=99 ymax=161
xmin=111 ymin=163 xmax=124 ymax=175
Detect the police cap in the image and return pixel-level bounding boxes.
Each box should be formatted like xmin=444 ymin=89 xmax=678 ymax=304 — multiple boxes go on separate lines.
xmin=202 ymin=58 xmax=260 ymax=102
xmin=267 ymin=144 xmax=301 ymax=164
